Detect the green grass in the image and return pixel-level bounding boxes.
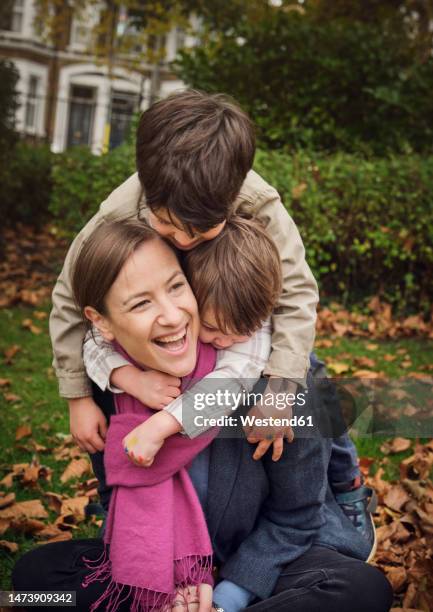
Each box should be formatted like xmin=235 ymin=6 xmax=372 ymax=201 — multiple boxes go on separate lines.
xmin=0 ymin=306 xmax=432 ymax=588
xmin=0 ymin=306 xmax=97 ymax=588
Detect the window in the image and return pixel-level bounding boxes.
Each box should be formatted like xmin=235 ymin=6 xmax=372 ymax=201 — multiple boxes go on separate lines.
xmin=67 ymin=86 xmax=96 ymax=147
xmin=2 ymin=0 xmax=25 ymax=33
xmin=109 ymin=92 xmax=138 ymax=149
xmin=25 ymin=75 xmax=39 ymax=130
xmin=174 ymin=27 xmax=186 ymax=52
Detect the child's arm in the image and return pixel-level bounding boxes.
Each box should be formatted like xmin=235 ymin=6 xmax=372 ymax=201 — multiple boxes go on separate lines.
xmin=122 ymin=410 xmax=182 ymax=467
xmin=83 ymin=328 xmax=181 ymax=409
xmin=84 ymin=322 xmax=272 ymax=466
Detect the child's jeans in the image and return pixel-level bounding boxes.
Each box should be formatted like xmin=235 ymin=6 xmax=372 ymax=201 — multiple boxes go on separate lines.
xmin=309 ymin=352 xmax=361 ymax=486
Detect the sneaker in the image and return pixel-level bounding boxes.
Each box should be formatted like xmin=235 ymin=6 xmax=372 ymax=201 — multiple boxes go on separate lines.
xmin=334 ymin=485 xmax=378 ymax=562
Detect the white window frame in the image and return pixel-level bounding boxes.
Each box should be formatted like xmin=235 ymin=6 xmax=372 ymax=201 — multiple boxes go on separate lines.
xmin=11 ymin=59 xmax=47 ymax=137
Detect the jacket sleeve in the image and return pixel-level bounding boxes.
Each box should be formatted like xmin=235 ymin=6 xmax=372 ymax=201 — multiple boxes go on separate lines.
xmin=49 ymin=211 xmax=105 ymax=398
xmin=49 ymin=173 xmax=143 ymax=399
xmin=219 ymin=433 xmax=331 ymax=600
xmin=248 ymin=175 xmax=319 ymax=383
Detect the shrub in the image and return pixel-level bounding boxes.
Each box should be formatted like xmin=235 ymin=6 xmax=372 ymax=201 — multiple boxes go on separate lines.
xmin=48 ymin=144 xmax=432 ymax=312
xmin=174 ymin=15 xmax=433 ymax=155
xmin=49 ymin=143 xmax=135 ymax=235
xmin=254 ymin=150 xmax=433 ymax=313
xmin=0 ymin=142 xmax=52 ymax=227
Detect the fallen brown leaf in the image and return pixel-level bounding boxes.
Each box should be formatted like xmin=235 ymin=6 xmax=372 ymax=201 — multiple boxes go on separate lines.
xmin=38 ymin=531 xmax=73 ymax=545
xmin=0 ymin=493 xmax=15 ymax=510
xmin=44 ymin=492 xmax=63 ymax=514
xmin=33 ymin=311 xmax=47 ymax=320
xmin=0 ymin=499 xmax=48 ymax=520
xmin=15 ymin=424 xmax=32 ymax=441
xmin=36 ymin=524 xmax=68 ymax=539
xmin=327 ymin=362 xmax=350 ymax=375
xmin=0 ymin=539 xmax=18 ymax=553
xmin=0 ymin=378 xmax=11 ymax=387
xmin=4 ymin=344 xmax=21 ymax=363
xmin=9 ymin=518 xmax=46 ymax=535
xmin=381 ymin=438 xmax=411 ymax=455
xmin=383 ymin=485 xmax=410 ymax=512
xmin=4 ymin=393 xmax=21 ymax=403
xmin=0 ymin=473 xmax=14 ymax=488
xmin=366 ymin=343 xmax=379 ymax=351
xmin=385 ymin=566 xmax=407 ymax=592
xmin=60 ymin=458 xmax=91 ymax=483
xmin=0 ymin=517 xmax=10 ymax=535
xmin=60 ymin=496 xmax=88 ymax=521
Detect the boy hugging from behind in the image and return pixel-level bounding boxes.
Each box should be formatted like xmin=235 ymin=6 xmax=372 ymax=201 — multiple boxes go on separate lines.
xmin=50 ymin=91 xmax=374 ymax=548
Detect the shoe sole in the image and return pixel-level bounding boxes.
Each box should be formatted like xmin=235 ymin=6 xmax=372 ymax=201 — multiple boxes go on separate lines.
xmin=366 ymin=513 xmax=377 ymax=563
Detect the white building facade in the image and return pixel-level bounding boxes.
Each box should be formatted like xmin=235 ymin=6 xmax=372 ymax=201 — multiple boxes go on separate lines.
xmin=0 ymin=0 xmax=192 ymax=153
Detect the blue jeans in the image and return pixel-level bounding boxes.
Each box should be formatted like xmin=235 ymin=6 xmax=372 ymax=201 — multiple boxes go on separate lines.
xmin=309 ymin=353 xmax=360 ymax=486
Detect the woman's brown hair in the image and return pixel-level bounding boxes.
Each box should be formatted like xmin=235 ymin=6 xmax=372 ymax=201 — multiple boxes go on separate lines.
xmin=72 ymin=219 xmax=159 ymax=321
xmin=183 ymin=216 xmax=282 ymax=335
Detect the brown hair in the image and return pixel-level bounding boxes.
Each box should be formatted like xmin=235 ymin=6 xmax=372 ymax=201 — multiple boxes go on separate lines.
xmin=136 ymin=90 xmax=256 ymax=233
xmin=72 ymin=220 xmax=160 ymax=321
xmin=183 ymin=216 xmax=282 ymax=335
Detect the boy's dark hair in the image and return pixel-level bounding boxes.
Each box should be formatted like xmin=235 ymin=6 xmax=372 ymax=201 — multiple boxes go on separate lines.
xmin=136 ymin=90 xmax=256 ymax=233
xmin=183 ymin=216 xmax=282 ymax=335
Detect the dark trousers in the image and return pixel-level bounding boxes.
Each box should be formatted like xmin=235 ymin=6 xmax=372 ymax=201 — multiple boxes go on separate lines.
xmin=12 ymin=540 xmax=392 ymax=612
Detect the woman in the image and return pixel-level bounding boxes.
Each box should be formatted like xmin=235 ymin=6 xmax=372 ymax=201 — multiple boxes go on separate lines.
xmin=13 ymin=220 xmax=393 ymax=612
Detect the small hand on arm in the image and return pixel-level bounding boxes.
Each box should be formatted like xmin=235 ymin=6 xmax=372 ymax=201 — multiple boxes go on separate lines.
xmin=123 ymin=409 xmax=182 ymax=467
xmin=68 ymin=396 xmax=107 ymax=453
xmin=244 ymin=377 xmax=297 ymax=462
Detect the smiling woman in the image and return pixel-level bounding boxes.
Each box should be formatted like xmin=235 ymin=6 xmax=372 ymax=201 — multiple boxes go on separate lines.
xmin=72 ymin=220 xmax=200 ymax=377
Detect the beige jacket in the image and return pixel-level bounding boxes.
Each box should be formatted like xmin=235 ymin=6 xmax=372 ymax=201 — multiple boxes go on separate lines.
xmin=49 ymin=170 xmax=319 ymax=398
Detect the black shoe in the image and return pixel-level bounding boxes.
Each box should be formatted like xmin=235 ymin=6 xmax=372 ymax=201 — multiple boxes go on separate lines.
xmin=335 ymin=485 xmax=378 ymax=562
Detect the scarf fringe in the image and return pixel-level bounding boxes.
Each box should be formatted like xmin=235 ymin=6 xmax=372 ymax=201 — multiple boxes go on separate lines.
xmin=82 ymin=548 xmax=213 ymax=612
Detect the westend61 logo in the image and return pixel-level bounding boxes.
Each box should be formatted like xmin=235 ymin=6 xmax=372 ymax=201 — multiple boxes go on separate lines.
xmin=193 ymin=389 xmax=307 ymax=411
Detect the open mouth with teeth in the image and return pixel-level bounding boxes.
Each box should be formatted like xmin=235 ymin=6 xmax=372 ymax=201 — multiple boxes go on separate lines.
xmin=153 ymin=324 xmax=189 ymax=353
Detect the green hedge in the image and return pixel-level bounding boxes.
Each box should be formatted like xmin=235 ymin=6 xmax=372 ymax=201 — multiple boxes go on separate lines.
xmin=174 ymin=15 xmax=433 ymax=155
xmin=254 ymin=150 xmax=433 ymax=313
xmin=5 ymin=143 xmax=432 ymax=312
xmin=49 ymin=144 xmax=135 ymax=234
xmin=0 ymin=142 xmax=53 ymax=227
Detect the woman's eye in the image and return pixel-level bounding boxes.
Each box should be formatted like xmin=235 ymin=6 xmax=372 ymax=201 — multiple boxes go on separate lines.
xmin=171 ymin=282 xmax=185 ymax=291
xmin=132 ymin=299 xmax=150 ymax=310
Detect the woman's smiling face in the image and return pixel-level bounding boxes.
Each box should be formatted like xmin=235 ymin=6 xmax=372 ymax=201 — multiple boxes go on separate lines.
xmin=92 ymin=238 xmax=200 ymax=377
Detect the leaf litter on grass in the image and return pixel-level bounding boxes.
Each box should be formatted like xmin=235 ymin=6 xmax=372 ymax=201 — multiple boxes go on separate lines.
xmin=363 ymin=439 xmax=433 ymax=610
xmin=0 ymin=434 xmax=99 ymax=553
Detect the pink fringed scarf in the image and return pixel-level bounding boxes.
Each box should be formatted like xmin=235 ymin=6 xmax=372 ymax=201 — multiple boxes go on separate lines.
xmin=83 ymin=341 xmax=218 ymax=611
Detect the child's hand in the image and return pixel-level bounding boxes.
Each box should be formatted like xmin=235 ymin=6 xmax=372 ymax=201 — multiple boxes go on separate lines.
xmin=244 ymin=378 xmax=296 ymax=462
xmin=168 ymin=584 xmax=212 ymax=612
xmin=123 ymin=411 xmax=182 ymax=467
xmin=68 ymin=397 xmax=107 ymax=454
xmin=111 ymin=365 xmax=181 ymax=409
